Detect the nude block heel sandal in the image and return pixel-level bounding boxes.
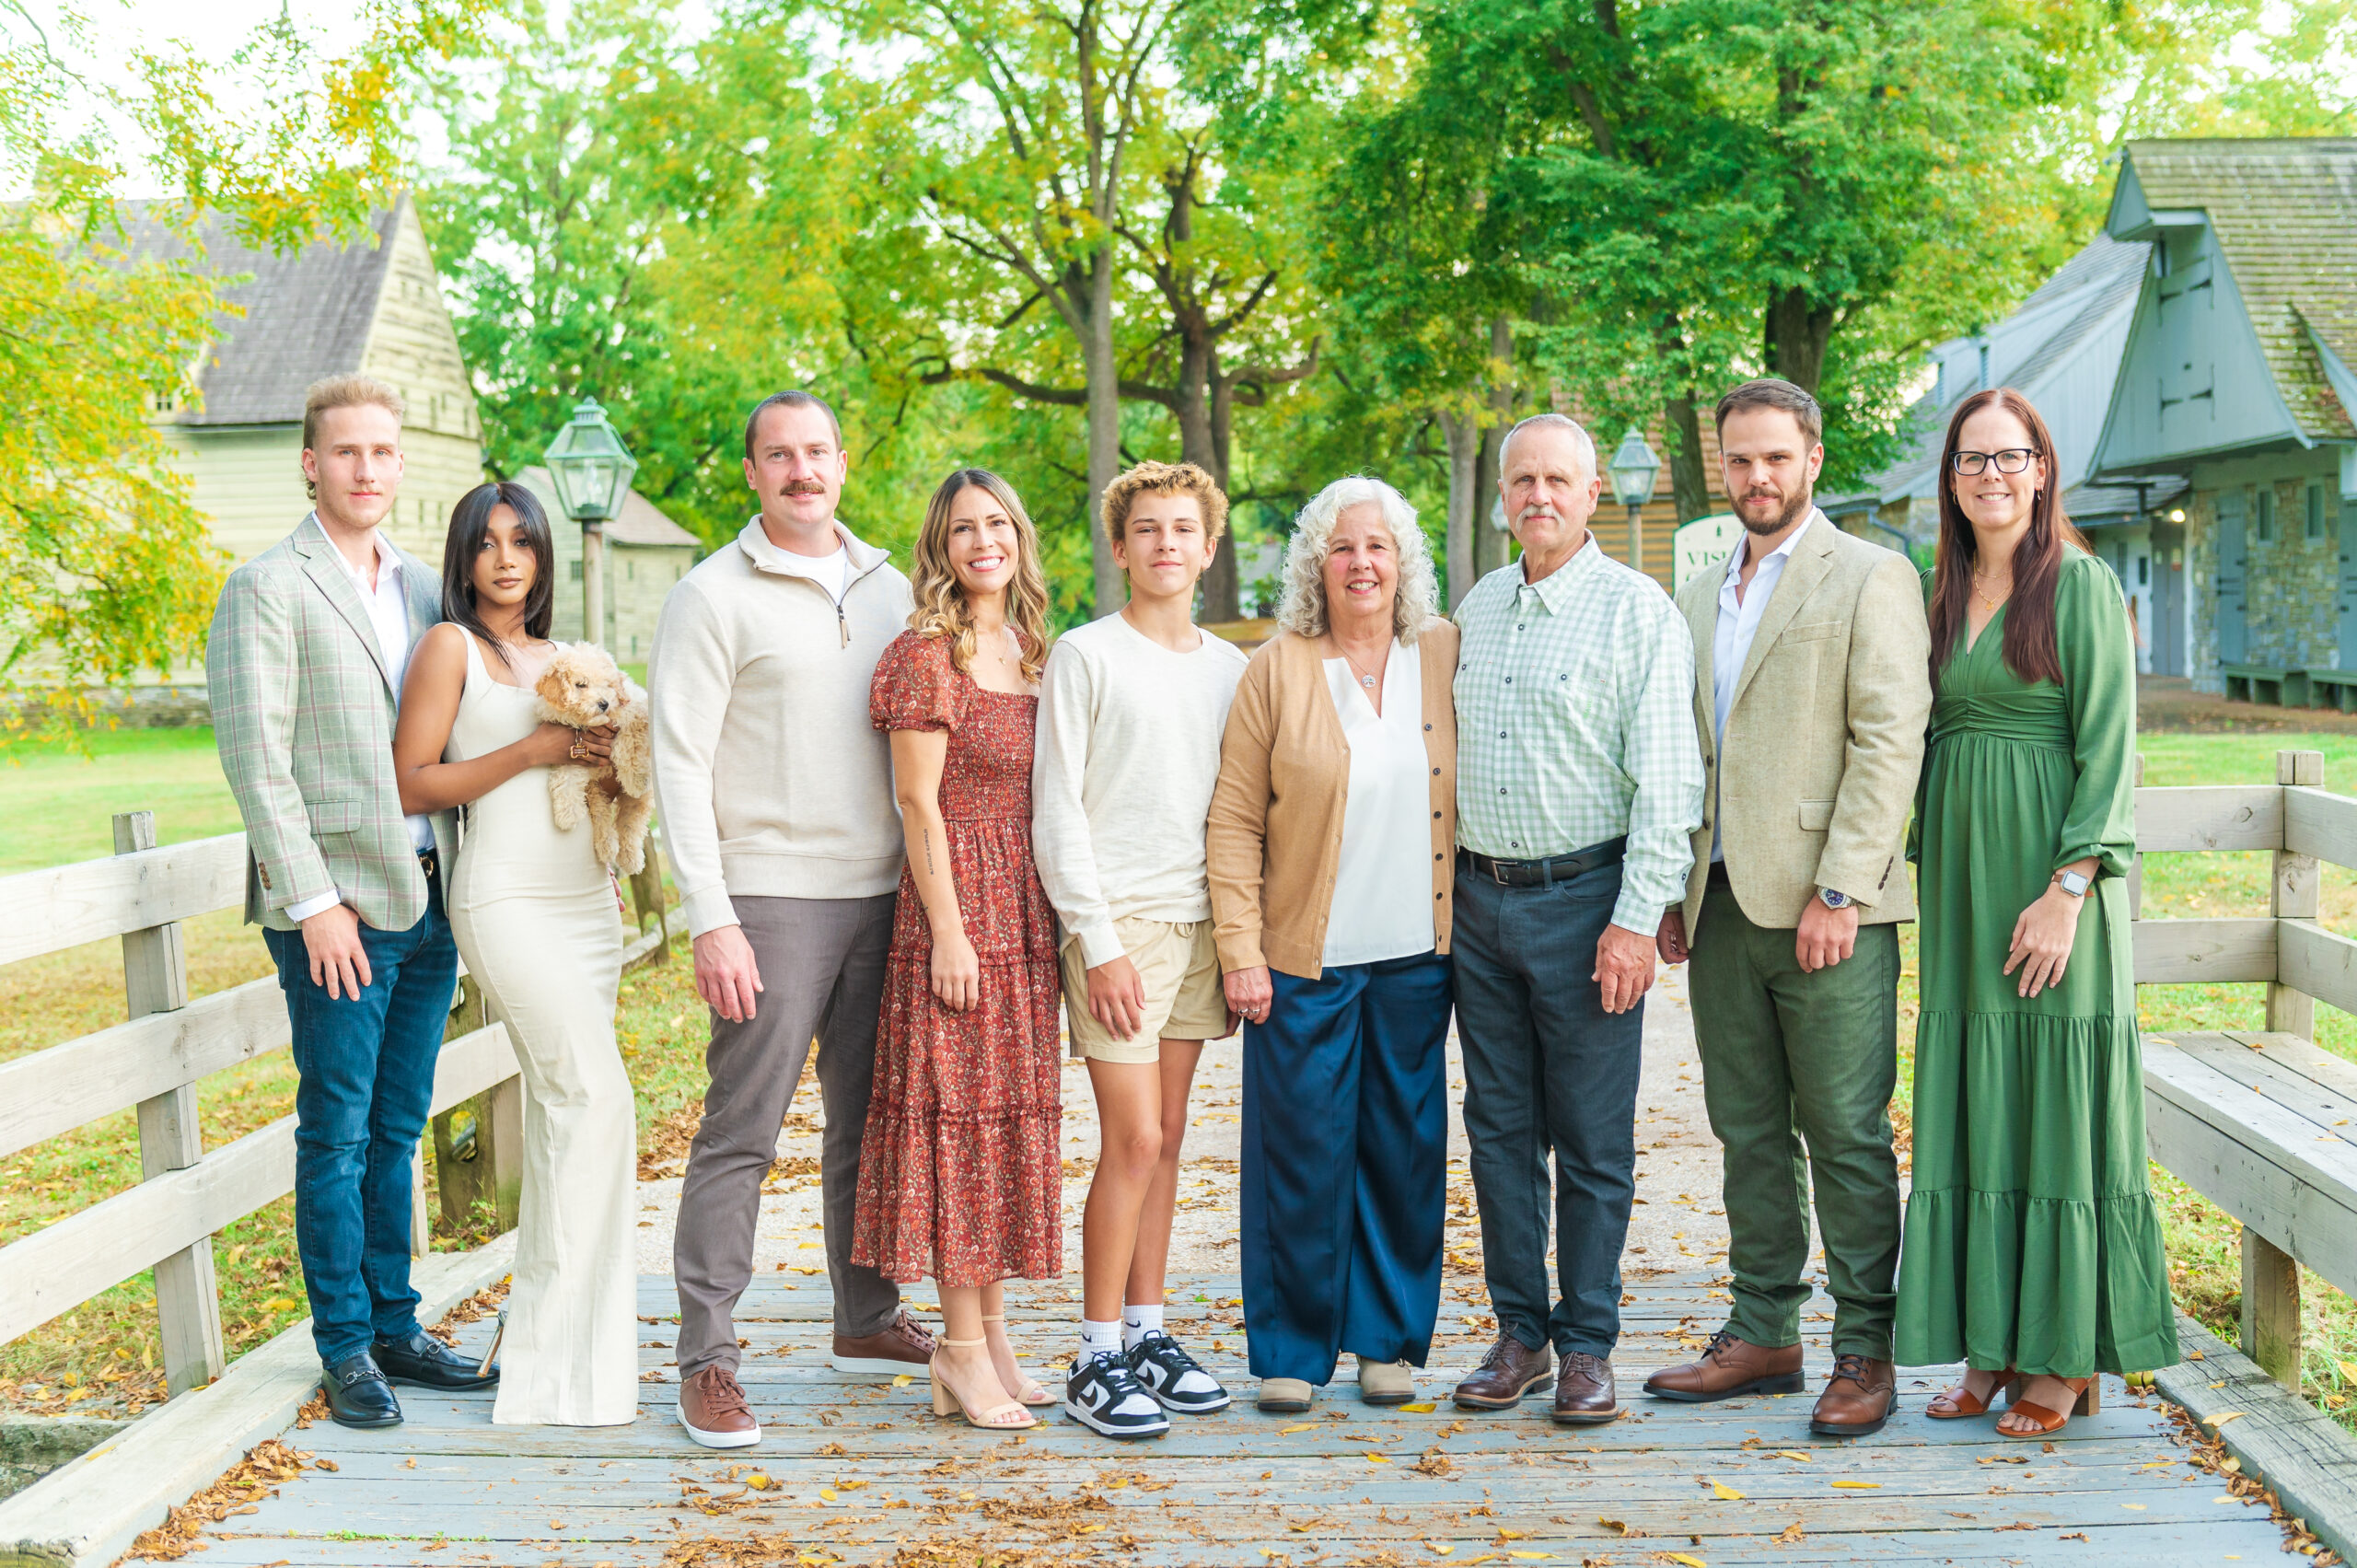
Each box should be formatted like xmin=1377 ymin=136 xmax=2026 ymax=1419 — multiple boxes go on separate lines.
xmin=929 ymin=1338 xmax=1038 ymax=1429
xmin=981 ymin=1313 xmax=1055 ymax=1406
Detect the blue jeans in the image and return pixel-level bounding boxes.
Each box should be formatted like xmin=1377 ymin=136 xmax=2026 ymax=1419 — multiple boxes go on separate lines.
xmin=1452 ymin=856 xmax=1644 ymax=1360
xmin=1238 ymin=950 xmax=1451 ymax=1385
xmin=263 ymin=875 xmax=459 ymax=1365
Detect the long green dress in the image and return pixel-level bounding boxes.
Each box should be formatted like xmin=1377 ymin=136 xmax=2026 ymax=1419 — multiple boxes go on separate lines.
xmin=1894 ymin=549 xmax=2177 ymax=1376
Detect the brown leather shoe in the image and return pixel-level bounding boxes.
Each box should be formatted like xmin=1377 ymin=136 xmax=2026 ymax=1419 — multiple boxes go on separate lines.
xmin=1644 ymin=1330 xmax=1805 ymax=1403
xmin=1809 ymin=1353 xmax=1896 ymax=1437
xmin=831 ymin=1307 xmax=936 ymax=1374
xmin=677 ymin=1365 xmax=760 ymax=1448
xmin=1452 ymin=1334 xmax=1554 ymax=1410
xmin=1551 ymin=1351 xmax=1619 ymax=1424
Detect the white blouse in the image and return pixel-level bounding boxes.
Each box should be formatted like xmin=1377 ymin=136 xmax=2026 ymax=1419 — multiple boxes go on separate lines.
xmin=1321 ymin=640 xmax=1439 ymax=969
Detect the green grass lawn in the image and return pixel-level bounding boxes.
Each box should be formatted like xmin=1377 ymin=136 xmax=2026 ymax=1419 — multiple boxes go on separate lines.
xmin=0 ymin=726 xmax=242 ymax=874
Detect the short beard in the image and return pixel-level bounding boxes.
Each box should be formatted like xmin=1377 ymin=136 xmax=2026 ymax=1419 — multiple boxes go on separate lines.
xmin=1738 ymin=486 xmax=1813 ymax=537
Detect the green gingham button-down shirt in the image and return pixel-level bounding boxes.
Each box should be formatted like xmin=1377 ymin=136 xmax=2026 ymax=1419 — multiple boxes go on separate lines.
xmin=1453 ymin=537 xmax=1704 ymax=935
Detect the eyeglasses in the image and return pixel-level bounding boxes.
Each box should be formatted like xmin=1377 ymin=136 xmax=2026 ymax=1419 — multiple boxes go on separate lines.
xmin=1949 ymin=447 xmax=2039 ymax=476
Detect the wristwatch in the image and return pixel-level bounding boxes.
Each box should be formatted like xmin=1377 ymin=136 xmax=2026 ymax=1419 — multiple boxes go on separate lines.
xmin=2052 ymin=869 xmax=2092 ymax=898
xmin=1817 ymin=887 xmax=1852 ymax=911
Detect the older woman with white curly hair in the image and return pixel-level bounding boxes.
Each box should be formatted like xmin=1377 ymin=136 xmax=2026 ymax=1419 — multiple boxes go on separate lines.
xmin=1205 ymin=474 xmax=1458 ymax=1415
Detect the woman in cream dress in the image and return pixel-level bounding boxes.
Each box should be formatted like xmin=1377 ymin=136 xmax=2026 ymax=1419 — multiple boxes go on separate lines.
xmin=393 ymin=481 xmax=638 ymax=1426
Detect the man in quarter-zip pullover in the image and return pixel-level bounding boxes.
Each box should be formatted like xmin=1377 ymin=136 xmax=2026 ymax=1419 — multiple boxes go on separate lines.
xmin=651 ymin=391 xmax=934 ymax=1448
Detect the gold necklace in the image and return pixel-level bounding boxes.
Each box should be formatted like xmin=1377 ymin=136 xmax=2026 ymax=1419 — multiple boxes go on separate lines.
xmin=1971 ymin=571 xmax=2012 ymax=613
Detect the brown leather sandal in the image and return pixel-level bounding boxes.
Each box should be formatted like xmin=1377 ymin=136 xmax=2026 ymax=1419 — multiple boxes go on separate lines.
xmin=1926 ymin=1368 xmax=2017 ymax=1419
xmin=1999 ymin=1376 xmax=2094 ymax=1437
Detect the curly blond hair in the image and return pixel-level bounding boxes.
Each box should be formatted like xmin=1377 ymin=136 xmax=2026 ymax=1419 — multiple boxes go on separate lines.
xmin=1100 ymin=459 xmax=1229 ymax=545
xmin=1275 ymin=475 xmax=1438 ymax=645
xmin=909 ymin=468 xmax=1053 ymax=684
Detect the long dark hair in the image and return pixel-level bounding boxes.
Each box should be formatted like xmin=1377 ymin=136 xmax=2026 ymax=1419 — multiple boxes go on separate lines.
xmin=441 ymin=482 xmax=556 ymax=668
xmin=1928 ymin=388 xmax=2087 ymax=690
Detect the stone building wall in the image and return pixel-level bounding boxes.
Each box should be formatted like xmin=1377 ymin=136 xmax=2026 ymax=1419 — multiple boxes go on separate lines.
xmin=2186 ymin=491 xmax=2221 ymax=693
xmin=2244 ymin=477 xmax=2339 ymax=671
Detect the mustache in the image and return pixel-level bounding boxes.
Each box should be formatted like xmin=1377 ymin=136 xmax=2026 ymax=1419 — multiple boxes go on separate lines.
xmin=778 ymin=481 xmax=829 ymax=497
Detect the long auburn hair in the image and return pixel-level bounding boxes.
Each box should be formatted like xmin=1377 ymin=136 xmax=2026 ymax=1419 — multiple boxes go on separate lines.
xmin=440 ymin=481 xmax=556 ymax=668
xmin=1928 ymin=388 xmax=2087 ymax=690
xmin=908 ymin=468 xmax=1052 ymax=684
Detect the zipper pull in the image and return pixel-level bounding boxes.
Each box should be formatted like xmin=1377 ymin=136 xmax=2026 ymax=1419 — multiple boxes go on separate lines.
xmin=839 ymin=602 xmax=850 ymax=648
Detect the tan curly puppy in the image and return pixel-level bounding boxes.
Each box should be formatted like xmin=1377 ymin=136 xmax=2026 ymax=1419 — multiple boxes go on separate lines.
xmin=531 ymin=642 xmax=655 ymax=874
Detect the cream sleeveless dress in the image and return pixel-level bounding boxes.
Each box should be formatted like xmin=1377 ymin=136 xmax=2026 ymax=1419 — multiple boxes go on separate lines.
xmin=444 ymin=633 xmax=637 ymax=1426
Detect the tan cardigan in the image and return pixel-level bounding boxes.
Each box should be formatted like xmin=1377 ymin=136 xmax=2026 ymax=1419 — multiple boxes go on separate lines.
xmin=1206 ymin=621 xmax=1460 ymax=981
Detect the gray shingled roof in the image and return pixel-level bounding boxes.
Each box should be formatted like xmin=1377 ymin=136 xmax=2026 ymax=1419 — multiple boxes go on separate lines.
xmin=2119 ymin=138 xmax=2357 ymax=441
xmin=114 ymin=199 xmax=401 ymax=427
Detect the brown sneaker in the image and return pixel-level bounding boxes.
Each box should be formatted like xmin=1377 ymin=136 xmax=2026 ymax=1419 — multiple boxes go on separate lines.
xmin=831 ymin=1307 xmax=936 ymax=1375
xmin=1644 ymin=1330 xmax=1805 ymax=1403
xmin=1551 ymin=1351 xmax=1620 ymax=1424
xmin=1809 ymin=1353 xmax=1896 ymax=1437
xmin=1452 ymin=1334 xmax=1554 ymax=1411
xmin=677 ymin=1365 xmax=760 ymax=1449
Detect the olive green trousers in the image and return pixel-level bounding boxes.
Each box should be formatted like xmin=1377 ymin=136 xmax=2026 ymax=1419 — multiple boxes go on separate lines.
xmin=1687 ymin=881 xmax=1902 ymax=1360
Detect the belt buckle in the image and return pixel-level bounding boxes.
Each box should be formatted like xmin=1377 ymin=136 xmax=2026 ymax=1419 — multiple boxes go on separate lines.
xmin=1490 ymin=855 xmax=1512 ymax=887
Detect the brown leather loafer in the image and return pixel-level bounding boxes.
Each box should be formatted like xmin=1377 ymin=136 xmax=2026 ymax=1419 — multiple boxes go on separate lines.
xmin=1452 ymin=1334 xmax=1554 ymax=1410
xmin=1644 ymin=1330 xmax=1805 ymax=1403
xmin=1551 ymin=1351 xmax=1619 ymax=1423
xmin=1809 ymin=1353 xmax=1896 ymax=1437
xmin=832 ymin=1307 xmax=937 ymax=1375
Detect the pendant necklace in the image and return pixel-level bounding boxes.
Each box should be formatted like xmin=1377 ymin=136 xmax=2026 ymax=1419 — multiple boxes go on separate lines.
xmin=1339 ymin=644 xmax=1384 ymax=691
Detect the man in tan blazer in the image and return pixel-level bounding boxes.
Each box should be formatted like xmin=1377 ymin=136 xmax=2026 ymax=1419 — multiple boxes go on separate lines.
xmin=1647 ymin=378 xmax=1931 ymax=1439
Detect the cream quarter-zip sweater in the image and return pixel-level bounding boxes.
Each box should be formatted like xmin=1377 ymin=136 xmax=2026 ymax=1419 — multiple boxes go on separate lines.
xmin=650 ymin=518 xmax=912 ymax=936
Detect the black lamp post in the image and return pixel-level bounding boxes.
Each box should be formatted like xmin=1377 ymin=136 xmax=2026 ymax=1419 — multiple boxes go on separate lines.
xmin=542 ymin=399 xmax=638 ymax=648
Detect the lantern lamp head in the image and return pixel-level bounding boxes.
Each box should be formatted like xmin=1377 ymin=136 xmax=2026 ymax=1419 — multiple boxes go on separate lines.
xmin=543 ymin=399 xmax=639 ymax=523
xmin=1608 ymin=429 xmax=1661 ymax=509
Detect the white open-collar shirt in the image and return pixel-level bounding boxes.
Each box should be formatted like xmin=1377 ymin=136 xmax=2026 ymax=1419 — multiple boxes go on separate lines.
xmin=1709 ymin=509 xmax=1817 ymax=864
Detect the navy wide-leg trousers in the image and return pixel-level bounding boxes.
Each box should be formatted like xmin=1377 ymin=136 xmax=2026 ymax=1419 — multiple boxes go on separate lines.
xmin=1238 ymin=950 xmax=1450 ymax=1386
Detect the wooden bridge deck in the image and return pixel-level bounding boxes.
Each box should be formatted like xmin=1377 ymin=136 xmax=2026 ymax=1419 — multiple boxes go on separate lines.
xmin=160 ymin=1272 xmax=2294 ymax=1567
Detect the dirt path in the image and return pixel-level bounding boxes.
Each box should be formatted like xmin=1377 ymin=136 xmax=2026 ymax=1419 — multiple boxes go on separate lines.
xmin=630 ymin=959 xmax=1739 ymax=1368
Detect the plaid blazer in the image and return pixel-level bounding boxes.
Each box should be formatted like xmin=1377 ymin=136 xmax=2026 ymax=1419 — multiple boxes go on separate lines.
xmin=206 ymin=514 xmax=456 ymax=933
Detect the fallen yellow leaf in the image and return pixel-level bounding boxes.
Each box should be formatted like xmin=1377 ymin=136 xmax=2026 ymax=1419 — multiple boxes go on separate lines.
xmin=1428 ymin=1546 xmax=1453 ymax=1557
xmin=1667 ymin=1555 xmax=1708 ymax=1568
xmin=1497 ymin=1530 xmax=1525 ymax=1540
xmin=1077 ymin=1524 xmax=1107 ymax=1534
xmin=1507 ymin=1554 xmax=1554 ymax=1562
xmin=2207 ymin=1411 xmax=2247 ymax=1427
xmin=1367 ymin=1452 xmax=1392 ymax=1464
xmin=1281 ymin=1423 xmax=1318 ymax=1434
xmin=1597 ymin=1518 xmax=1629 ymax=1536
xmin=892 ymin=1374 xmax=913 ymax=1387
xmin=745 ymin=1474 xmax=772 ymax=1492
xmin=1773 ymin=1449 xmax=1811 ymax=1461
xmin=1831 ymin=1481 xmax=1881 ymax=1489
xmin=1711 ymin=1481 xmax=1744 ymax=1501
xmin=1399 ymin=1401 xmax=1437 ymax=1412
xmin=2338 ymin=1359 xmax=2357 ymax=1385
xmin=819 ymin=1488 xmax=836 ymax=1502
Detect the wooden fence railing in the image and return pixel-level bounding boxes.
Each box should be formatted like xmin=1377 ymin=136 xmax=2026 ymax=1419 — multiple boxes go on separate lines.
xmin=2131 ymin=749 xmax=2357 ymax=1389
xmin=0 ymin=813 xmax=679 ymax=1400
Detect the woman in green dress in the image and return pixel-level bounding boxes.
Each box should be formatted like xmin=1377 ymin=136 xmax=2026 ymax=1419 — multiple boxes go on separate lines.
xmin=1895 ymin=387 xmax=2177 ymax=1438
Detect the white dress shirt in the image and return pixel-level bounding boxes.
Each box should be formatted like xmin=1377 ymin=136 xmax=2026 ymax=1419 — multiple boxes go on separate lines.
xmin=1710 ymin=509 xmax=1817 ymax=864
xmin=285 ymin=531 xmax=435 ymax=923
xmin=1320 ymin=642 xmax=1437 ymax=968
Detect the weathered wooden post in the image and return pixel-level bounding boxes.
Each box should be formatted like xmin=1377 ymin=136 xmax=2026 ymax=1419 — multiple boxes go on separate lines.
xmin=2243 ymin=747 xmax=2323 ymax=1387
xmin=430 ymin=976 xmax=524 ymax=1235
xmin=630 ymin=832 xmax=670 ymax=963
xmin=114 ymin=811 xmax=226 ymax=1395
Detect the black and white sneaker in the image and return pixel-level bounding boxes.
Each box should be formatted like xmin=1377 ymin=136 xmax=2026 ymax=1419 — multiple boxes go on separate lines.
xmin=1065 ymin=1351 xmax=1172 ymax=1438
xmin=1127 ymin=1331 xmax=1232 ymax=1413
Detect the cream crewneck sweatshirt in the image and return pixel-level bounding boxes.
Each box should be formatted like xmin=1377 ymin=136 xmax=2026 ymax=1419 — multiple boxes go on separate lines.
xmin=650 ymin=518 xmax=912 ymax=936
xmin=1030 ymin=612 xmax=1249 ymax=970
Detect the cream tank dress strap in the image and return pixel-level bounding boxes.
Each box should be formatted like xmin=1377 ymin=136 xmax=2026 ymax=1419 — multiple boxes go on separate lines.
xmin=441 ymin=631 xmax=640 ymax=1427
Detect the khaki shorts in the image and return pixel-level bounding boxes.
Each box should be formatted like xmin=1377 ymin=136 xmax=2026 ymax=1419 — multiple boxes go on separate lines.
xmin=1062 ymin=916 xmax=1230 ymax=1062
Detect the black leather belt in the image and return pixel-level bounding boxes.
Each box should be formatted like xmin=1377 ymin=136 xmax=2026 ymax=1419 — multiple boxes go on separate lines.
xmin=1458 ymin=837 xmax=1625 ymax=889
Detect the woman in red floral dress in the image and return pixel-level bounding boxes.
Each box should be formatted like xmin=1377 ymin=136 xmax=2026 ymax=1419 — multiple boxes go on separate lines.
xmin=853 ymin=467 xmax=1062 ymax=1432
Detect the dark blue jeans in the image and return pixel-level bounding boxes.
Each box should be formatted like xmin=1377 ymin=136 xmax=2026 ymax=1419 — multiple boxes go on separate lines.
xmin=1452 ymin=858 xmax=1644 ymax=1360
xmin=263 ymin=877 xmax=459 ymax=1365
xmin=1238 ymin=950 xmax=1450 ymax=1385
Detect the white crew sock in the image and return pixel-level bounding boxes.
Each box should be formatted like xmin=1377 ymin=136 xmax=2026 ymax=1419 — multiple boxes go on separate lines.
xmin=1080 ymin=1318 xmax=1124 ymax=1362
xmin=1122 ymin=1303 xmax=1165 ymax=1349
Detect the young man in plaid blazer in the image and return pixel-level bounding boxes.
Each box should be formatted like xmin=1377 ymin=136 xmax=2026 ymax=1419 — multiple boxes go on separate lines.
xmin=208 ymin=376 xmax=505 ymax=1428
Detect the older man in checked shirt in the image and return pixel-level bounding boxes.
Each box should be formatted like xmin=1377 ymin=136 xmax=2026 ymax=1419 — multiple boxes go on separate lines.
xmin=1447 ymin=412 xmax=1704 ymax=1423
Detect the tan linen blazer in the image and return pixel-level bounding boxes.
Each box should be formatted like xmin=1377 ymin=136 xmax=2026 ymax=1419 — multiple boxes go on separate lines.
xmin=1207 ymin=621 xmax=1459 ymax=981
xmin=1674 ymin=520 xmax=1931 ymax=938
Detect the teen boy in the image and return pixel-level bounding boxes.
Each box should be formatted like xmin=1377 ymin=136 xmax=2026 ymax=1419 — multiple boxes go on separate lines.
xmin=1032 ymin=460 xmax=1248 ymax=1438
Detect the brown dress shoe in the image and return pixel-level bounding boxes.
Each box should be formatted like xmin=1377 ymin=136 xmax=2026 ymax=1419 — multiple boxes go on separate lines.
xmin=1644 ymin=1330 xmax=1805 ymax=1403
xmin=1452 ymin=1334 xmax=1554 ymax=1410
xmin=1551 ymin=1352 xmax=1619 ymax=1424
xmin=1809 ymin=1353 xmax=1896 ymax=1437
xmin=832 ymin=1307 xmax=937 ymax=1374
xmin=677 ymin=1365 xmax=760 ymax=1448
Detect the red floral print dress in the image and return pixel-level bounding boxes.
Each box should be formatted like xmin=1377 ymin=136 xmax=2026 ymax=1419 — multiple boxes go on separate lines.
xmin=851 ymin=630 xmax=1063 ymax=1286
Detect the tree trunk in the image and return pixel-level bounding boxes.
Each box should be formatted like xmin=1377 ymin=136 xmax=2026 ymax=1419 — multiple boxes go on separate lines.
xmin=1176 ymin=326 xmax=1241 ymax=623
xmin=1472 ymin=315 xmax=1517 ymax=577
xmin=1085 ymin=243 xmax=1122 ymax=617
xmin=1763 ymin=286 xmax=1838 ymax=396
xmin=1663 ymin=391 xmax=1711 ymax=523
xmin=1439 ymin=407 xmax=1479 ymax=609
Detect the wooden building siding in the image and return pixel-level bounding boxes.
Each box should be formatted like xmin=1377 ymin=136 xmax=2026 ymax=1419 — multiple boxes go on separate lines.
xmin=354 ymin=205 xmax=482 ymax=447
xmin=2096 ymin=223 xmax=2300 ymax=472
xmin=157 ymin=424 xmax=487 ymax=572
